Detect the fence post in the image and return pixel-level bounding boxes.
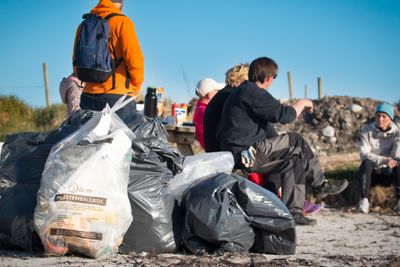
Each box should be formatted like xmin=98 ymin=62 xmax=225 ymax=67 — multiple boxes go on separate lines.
xmin=43 ymin=63 xmax=51 ymax=108
xmin=287 ymin=71 xmax=293 ymax=99
xmin=318 ymin=77 xmax=323 ymax=99
xmin=305 ymin=84 xmax=308 ymax=99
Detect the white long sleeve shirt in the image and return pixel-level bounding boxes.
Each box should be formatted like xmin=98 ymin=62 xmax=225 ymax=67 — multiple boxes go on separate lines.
xmin=359 ymin=122 xmax=400 ymax=168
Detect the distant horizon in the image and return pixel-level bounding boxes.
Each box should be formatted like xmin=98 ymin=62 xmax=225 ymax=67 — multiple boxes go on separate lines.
xmin=0 ymin=0 xmax=399 ymax=107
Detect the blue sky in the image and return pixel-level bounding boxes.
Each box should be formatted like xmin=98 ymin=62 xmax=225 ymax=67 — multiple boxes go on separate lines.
xmin=0 ymin=0 xmax=399 ymax=108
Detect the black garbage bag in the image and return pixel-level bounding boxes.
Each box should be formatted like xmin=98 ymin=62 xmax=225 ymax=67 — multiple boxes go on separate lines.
xmin=182 ymin=173 xmax=296 ymax=255
xmin=182 ymin=173 xmax=255 ymax=254
xmin=0 ymin=110 xmax=92 ymax=251
xmin=125 ymin=114 xmax=183 ymax=175
xmin=235 ymin=176 xmax=296 ymax=255
xmin=120 ymin=115 xmax=184 ymax=253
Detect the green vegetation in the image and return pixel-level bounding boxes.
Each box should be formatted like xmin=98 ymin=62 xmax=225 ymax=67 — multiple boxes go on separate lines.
xmin=325 ymin=163 xmax=359 ymax=182
xmin=0 ymin=95 xmax=67 ymax=141
xmin=324 ymin=163 xmax=360 ymax=206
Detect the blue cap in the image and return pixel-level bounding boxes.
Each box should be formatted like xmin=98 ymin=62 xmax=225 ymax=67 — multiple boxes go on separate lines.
xmin=375 ymin=102 xmax=394 ymax=120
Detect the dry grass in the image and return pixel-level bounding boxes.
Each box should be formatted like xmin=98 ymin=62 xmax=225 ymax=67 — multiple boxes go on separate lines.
xmin=369 ymin=186 xmax=397 ymax=212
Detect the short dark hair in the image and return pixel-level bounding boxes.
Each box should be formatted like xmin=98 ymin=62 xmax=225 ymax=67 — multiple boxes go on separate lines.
xmin=248 ymin=57 xmax=278 ymax=84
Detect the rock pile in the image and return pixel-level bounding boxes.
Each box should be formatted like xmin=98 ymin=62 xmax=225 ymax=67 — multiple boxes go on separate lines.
xmin=277 ymin=96 xmax=399 ymax=155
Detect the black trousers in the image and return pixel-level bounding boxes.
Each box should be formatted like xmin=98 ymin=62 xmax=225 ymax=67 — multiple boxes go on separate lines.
xmin=249 ymin=133 xmax=325 ymax=210
xmin=359 ymin=159 xmax=400 ymax=199
xmin=80 ymin=93 xmax=137 ymax=123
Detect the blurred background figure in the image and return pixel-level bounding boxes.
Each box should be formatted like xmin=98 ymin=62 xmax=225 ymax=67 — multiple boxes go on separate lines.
xmin=59 ymin=73 xmax=84 ymax=116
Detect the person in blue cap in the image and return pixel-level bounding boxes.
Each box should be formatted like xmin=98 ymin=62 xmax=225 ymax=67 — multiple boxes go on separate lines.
xmin=358 ymin=102 xmax=400 ymax=214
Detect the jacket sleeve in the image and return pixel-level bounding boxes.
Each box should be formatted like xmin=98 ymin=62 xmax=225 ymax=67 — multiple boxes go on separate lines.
xmin=118 ymin=18 xmax=144 ymax=92
xmin=359 ymin=125 xmax=388 ymax=166
xmin=251 ymin=90 xmax=296 ymax=124
xmin=390 ymin=131 xmax=400 ymax=159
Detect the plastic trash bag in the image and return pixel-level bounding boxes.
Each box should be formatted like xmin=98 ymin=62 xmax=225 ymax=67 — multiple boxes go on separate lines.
xmin=125 ymin=114 xmax=183 ymax=175
xmin=34 ymin=98 xmax=134 ymax=258
xmin=182 ymin=173 xmax=296 ymax=255
xmin=0 ymin=111 xmax=92 ymax=251
xmin=182 ymin=173 xmax=255 ymax=254
xmin=168 ymin=152 xmax=234 ymax=205
xmin=120 ymin=115 xmax=184 ymax=253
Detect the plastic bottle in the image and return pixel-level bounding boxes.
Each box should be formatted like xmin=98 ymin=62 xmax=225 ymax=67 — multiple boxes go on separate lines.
xmin=171 ymin=102 xmax=178 ymax=116
xmin=144 ymin=87 xmax=157 ymax=117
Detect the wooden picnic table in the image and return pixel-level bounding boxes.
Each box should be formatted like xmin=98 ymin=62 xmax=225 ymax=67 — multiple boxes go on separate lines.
xmin=164 ymin=124 xmax=196 ymax=156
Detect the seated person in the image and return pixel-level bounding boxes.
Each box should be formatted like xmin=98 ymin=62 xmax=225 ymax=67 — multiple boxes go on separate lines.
xmin=204 ymin=63 xmax=249 ymax=152
xmin=216 ymin=56 xmax=348 ymax=226
xmin=193 ymin=78 xmax=225 ymax=149
xmin=358 ymin=102 xmax=400 ymax=214
xmin=204 ymin=62 xmax=323 ymax=217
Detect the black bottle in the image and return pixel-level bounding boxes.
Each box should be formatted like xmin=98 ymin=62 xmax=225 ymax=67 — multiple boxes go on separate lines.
xmin=144 ymin=87 xmax=157 ymax=117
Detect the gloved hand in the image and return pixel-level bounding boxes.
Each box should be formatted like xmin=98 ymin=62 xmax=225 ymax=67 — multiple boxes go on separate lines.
xmin=241 ymin=146 xmax=256 ymax=169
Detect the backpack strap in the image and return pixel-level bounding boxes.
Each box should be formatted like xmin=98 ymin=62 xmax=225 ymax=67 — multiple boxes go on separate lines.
xmin=104 ymin=13 xmax=125 ymax=90
xmin=125 ymin=69 xmax=131 ymax=89
xmin=106 ymin=13 xmax=133 ymax=90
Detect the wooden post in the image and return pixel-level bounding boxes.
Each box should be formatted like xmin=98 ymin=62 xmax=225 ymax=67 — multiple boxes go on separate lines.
xmin=317 ymin=77 xmax=323 ymax=99
xmin=287 ymin=71 xmax=293 ymax=99
xmin=43 ymin=63 xmax=51 ymax=107
xmin=305 ymin=84 xmax=308 ymax=99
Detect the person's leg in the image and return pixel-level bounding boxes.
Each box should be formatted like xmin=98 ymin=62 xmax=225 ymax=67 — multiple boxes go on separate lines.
xmin=251 ymin=132 xmax=324 ymax=188
xmin=394 ymin=166 xmax=400 ymax=200
xmin=279 ymin=156 xmax=307 ymax=210
xmin=250 ymin=146 xmax=315 ymax=225
xmin=359 ymin=159 xmax=375 ymax=199
xmin=393 ymin=166 xmax=400 ymax=212
xmin=358 ymin=159 xmax=375 ymax=213
xmin=249 ymin=134 xmax=308 ymax=210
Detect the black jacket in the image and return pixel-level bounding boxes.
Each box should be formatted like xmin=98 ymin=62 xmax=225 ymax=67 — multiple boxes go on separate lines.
xmin=216 ymin=81 xmax=296 ymax=158
xmin=203 ymin=86 xmax=235 ymax=152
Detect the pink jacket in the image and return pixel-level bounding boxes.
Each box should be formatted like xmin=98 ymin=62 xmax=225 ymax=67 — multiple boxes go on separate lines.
xmin=193 ymin=100 xmax=208 ymax=149
xmin=59 ymin=74 xmax=84 ymax=116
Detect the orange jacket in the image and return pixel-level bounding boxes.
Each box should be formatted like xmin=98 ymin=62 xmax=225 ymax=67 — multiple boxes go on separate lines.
xmin=73 ymin=0 xmax=144 ymax=97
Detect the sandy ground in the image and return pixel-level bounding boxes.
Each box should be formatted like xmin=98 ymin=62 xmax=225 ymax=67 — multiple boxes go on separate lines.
xmin=0 ymin=208 xmax=399 ymax=267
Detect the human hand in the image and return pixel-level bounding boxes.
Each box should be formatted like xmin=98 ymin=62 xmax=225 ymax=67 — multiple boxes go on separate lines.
xmin=241 ymin=146 xmax=256 ymax=169
xmin=387 ymin=158 xmax=398 ymax=168
xmin=291 ymin=99 xmax=314 ymax=118
xmin=303 ymin=99 xmax=314 ymax=113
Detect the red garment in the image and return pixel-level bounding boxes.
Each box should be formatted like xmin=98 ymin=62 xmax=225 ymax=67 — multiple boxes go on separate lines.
xmin=193 ymin=100 xmax=208 ymax=149
xmin=248 ymin=172 xmax=282 ymax=199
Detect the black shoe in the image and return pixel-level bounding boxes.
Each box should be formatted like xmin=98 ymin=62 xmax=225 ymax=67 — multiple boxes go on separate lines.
xmin=314 ymin=178 xmax=349 ymax=200
xmin=291 ymin=209 xmax=317 ymax=226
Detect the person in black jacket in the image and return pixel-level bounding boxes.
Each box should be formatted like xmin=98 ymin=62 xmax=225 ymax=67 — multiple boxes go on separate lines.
xmin=203 ymin=63 xmax=249 ymax=152
xmin=216 ymin=56 xmax=348 ymax=226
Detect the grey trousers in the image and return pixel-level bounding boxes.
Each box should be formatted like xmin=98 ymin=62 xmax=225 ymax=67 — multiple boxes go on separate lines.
xmin=249 ymin=133 xmax=325 ymax=210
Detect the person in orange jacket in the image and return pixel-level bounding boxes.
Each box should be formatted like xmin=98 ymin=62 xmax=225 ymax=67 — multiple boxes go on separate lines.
xmin=73 ymin=0 xmax=144 ymax=122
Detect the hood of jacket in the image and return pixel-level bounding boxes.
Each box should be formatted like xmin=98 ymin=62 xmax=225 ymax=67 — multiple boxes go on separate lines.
xmin=90 ymin=0 xmax=123 ymax=17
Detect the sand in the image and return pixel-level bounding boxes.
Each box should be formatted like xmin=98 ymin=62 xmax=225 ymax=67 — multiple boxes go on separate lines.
xmin=0 ymin=208 xmax=399 ymax=267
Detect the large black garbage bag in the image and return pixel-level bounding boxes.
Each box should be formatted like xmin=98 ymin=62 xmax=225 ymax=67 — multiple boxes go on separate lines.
xmin=182 ymin=173 xmax=296 ymax=255
xmin=234 ymin=177 xmax=296 ymax=255
xmin=0 ymin=110 xmax=92 ymax=251
xmin=125 ymin=114 xmax=183 ymax=175
xmin=120 ymin=115 xmax=184 ymax=253
xmin=181 ymin=173 xmax=255 ymax=254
